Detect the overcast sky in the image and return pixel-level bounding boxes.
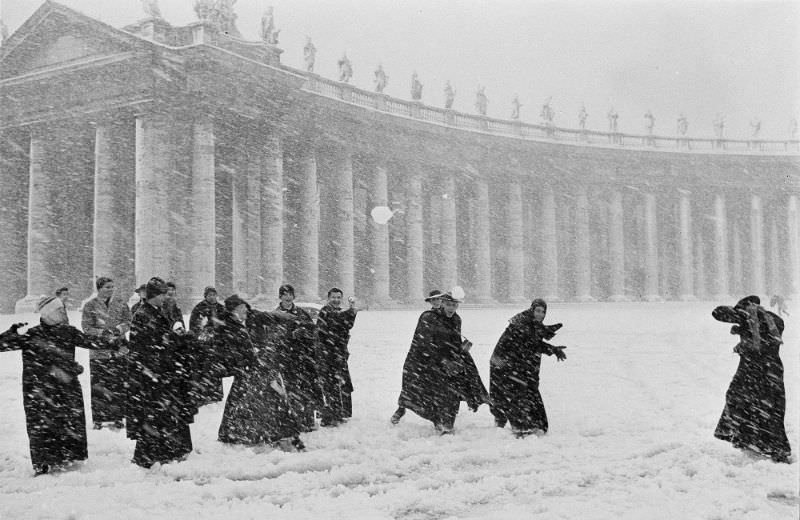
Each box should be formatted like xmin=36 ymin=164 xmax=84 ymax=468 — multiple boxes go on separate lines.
xmin=2 ymin=0 xmax=798 ymax=139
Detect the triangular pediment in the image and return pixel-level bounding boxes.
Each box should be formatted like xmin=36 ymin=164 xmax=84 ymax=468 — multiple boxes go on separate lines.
xmin=1 ymin=1 xmax=144 ymax=80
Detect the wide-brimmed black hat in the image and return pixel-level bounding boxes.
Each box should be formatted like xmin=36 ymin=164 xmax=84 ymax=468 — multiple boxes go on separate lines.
xmin=424 ymin=289 xmax=444 ymax=302
xmin=224 ymin=294 xmax=251 ymax=311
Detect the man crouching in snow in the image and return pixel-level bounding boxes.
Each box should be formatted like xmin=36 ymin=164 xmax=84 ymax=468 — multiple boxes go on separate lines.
xmin=489 ymin=298 xmax=567 ymax=438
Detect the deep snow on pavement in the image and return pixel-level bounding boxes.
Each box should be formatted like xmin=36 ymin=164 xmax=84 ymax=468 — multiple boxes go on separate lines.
xmin=0 ymin=303 xmax=797 ymax=519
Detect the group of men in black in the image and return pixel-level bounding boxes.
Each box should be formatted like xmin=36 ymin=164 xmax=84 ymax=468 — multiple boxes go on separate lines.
xmin=0 ymin=278 xmax=792 ymax=477
xmin=391 ymin=291 xmax=567 ymax=436
xmin=0 ymin=277 xmax=358 ymax=475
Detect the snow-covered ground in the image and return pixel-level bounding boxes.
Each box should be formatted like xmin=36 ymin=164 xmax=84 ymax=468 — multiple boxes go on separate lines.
xmin=0 ymin=303 xmax=797 ymax=520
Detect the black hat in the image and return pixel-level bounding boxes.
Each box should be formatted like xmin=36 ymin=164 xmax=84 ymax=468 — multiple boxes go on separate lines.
xmin=136 ymin=284 xmax=147 ymax=294
xmin=279 ymin=284 xmax=295 ymax=297
xmin=204 ymin=286 xmax=217 ymax=298
xmin=424 ymin=289 xmax=444 ymax=302
xmin=734 ymin=295 xmax=760 ymax=310
xmin=530 ymin=298 xmax=548 ymax=312
xmin=224 ymin=294 xmax=251 ymax=312
xmin=145 ymin=277 xmax=168 ymax=299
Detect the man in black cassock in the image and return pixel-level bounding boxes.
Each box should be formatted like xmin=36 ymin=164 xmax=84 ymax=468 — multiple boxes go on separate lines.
xmin=316 ymin=287 xmax=358 ymax=426
xmin=274 ymin=284 xmax=320 ymax=431
xmin=126 ymin=277 xmax=197 ymax=468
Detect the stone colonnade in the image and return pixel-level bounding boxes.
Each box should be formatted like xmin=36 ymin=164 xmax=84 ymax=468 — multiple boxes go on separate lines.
xmin=1 ymin=111 xmax=799 ymax=313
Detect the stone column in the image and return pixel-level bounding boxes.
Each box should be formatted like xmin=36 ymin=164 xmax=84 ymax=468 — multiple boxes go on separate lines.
xmin=369 ymin=164 xmax=392 ymax=304
xmin=788 ymin=194 xmax=800 ymax=297
xmin=731 ymin=223 xmax=743 ymax=295
xmin=712 ymin=193 xmax=729 ymax=299
xmin=473 ymin=178 xmax=493 ymax=303
xmin=92 ymin=118 xmax=118 ymax=281
xmin=244 ymin=145 xmax=262 ymax=298
xmin=749 ymin=194 xmax=765 ymax=296
xmin=575 ymin=185 xmax=593 ymax=301
xmin=695 ymin=232 xmax=707 ymax=299
xmin=440 ymin=171 xmax=458 ymax=292
xmin=15 ymin=128 xmax=55 ymax=312
xmin=134 ymin=111 xmax=172 ymax=285
xmin=506 ymin=177 xmax=526 ymax=303
xmin=297 ymin=150 xmax=320 ymax=301
xmin=406 ymin=170 xmax=424 ymax=302
xmin=608 ymin=190 xmax=626 ymax=301
xmin=541 ymin=186 xmax=559 ymax=301
xmin=0 ymin=132 xmax=28 ymax=312
xmin=231 ymin=155 xmax=247 ymax=295
xmin=643 ymin=192 xmax=661 ymax=301
xmin=260 ymin=134 xmax=283 ymax=297
xmin=332 ymin=151 xmax=355 ymax=297
xmin=678 ymin=190 xmax=694 ymax=300
xmin=768 ymin=218 xmax=780 ymax=296
xmin=189 ymin=115 xmax=215 ymax=301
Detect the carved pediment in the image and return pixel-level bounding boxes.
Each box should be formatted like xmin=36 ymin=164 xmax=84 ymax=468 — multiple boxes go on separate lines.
xmin=1 ymin=3 xmax=140 ymax=80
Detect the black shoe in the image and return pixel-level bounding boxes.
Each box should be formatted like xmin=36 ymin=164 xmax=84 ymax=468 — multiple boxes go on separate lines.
xmin=33 ymin=464 xmax=50 ymax=476
xmin=390 ymin=408 xmax=405 ymax=425
xmin=291 ymin=437 xmax=306 ymax=452
xmin=111 ymin=420 xmax=124 ymax=430
xmin=92 ymin=422 xmax=103 ymax=430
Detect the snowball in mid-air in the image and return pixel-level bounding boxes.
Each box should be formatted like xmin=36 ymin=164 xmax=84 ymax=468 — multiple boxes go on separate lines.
xmin=370 ymin=206 xmax=394 ymax=224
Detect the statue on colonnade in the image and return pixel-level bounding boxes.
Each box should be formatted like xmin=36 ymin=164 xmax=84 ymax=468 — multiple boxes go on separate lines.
xmin=578 ymin=104 xmax=588 ymax=131
xmin=303 ymin=37 xmax=316 ymax=72
xmin=510 ymin=95 xmax=522 ymax=120
xmin=475 ymin=86 xmax=488 ymax=116
xmin=644 ymin=110 xmax=655 ymax=134
xmin=677 ymin=113 xmax=688 ymax=136
xmin=260 ymin=6 xmax=280 ymax=44
xmin=410 ymin=71 xmax=423 ymax=100
xmin=540 ymin=97 xmax=554 ymax=125
xmin=338 ymin=53 xmax=353 ymax=83
xmin=713 ymin=113 xmax=725 ymax=139
xmin=750 ymin=117 xmax=761 ymax=139
xmin=374 ymin=64 xmax=388 ymax=93
xmin=444 ymin=81 xmax=456 ymax=109
xmin=140 ymin=0 xmax=163 ymax=19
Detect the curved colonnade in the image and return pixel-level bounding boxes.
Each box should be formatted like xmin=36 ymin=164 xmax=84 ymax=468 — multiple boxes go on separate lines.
xmin=0 ymin=3 xmax=798 ymax=312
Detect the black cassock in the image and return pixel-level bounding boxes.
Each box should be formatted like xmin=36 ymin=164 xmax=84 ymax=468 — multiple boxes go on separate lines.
xmin=398 ymin=309 xmax=479 ymax=430
xmin=274 ymin=304 xmax=321 ymax=431
xmin=316 ymin=305 xmax=357 ymax=424
xmin=0 ymin=323 xmax=106 ymax=473
xmin=489 ymin=309 xmax=562 ymax=433
xmin=188 ymin=299 xmax=227 ymax=405
xmin=217 ymin=310 xmax=302 ymax=445
xmin=712 ymin=300 xmax=791 ymax=463
xmin=126 ymin=302 xmax=197 ymax=468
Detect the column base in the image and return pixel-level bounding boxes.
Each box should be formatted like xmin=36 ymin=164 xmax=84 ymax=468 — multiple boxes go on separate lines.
xmin=608 ymin=294 xmax=629 ymax=302
xmin=643 ymin=294 xmax=664 ymax=302
xmin=470 ymin=295 xmax=497 ymax=305
xmin=679 ymin=294 xmax=697 ymax=302
xmin=576 ymin=294 xmax=595 ymax=303
xmin=506 ymin=297 xmax=529 ymax=305
xmin=15 ymin=294 xmax=46 ymax=314
xmin=711 ymin=294 xmax=732 ymax=303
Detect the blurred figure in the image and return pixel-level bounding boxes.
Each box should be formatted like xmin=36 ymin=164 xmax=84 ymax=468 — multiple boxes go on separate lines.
xmin=81 ymin=276 xmax=131 ymax=430
xmin=130 ymin=284 xmax=147 ymax=316
xmin=712 ymin=296 xmax=791 ymax=463
xmin=163 ymin=282 xmax=185 ymax=330
xmin=391 ymin=289 xmax=443 ymax=425
xmin=188 ymin=286 xmax=226 ymax=405
xmin=0 ymin=295 xmax=118 ymax=475
xmin=490 ymin=299 xmax=567 ymax=437
xmin=275 ymin=284 xmax=320 ymax=431
xmin=218 ymin=295 xmax=305 ymax=452
xmin=316 ymin=288 xmax=358 ymax=426
xmin=769 ymin=294 xmax=789 ymax=317
xmin=126 ymin=277 xmax=197 ymax=468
